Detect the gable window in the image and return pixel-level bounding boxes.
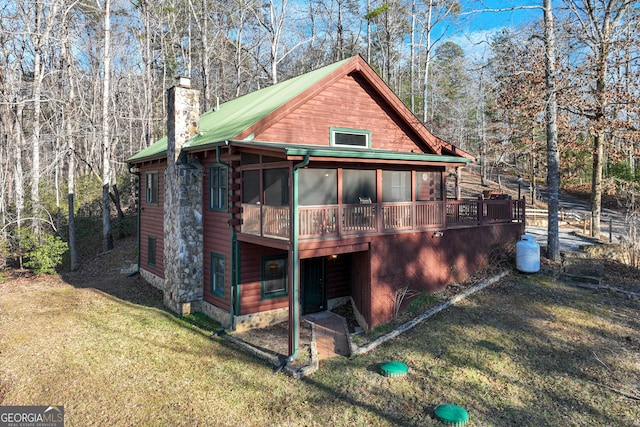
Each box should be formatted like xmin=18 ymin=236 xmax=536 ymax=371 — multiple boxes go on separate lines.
xmin=331 ymin=127 xmax=370 ymax=148
xmin=210 ymin=165 xmax=228 ymax=211
xmin=261 ymin=255 xmax=288 ymax=299
xmin=147 ymin=235 xmax=157 ymax=267
xmin=145 ymin=171 xmax=158 ymax=205
xmin=210 ymin=253 xmax=225 ymax=296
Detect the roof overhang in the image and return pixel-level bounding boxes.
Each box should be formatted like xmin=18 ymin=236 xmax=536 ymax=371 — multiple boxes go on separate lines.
xmin=211 ymin=140 xmax=473 ymax=167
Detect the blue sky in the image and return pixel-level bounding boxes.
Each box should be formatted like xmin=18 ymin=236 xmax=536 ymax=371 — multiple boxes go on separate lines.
xmin=449 ymin=0 xmax=543 ymax=61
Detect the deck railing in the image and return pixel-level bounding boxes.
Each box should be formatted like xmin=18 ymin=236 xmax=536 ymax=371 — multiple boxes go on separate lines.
xmin=241 ymin=199 xmax=524 ymax=240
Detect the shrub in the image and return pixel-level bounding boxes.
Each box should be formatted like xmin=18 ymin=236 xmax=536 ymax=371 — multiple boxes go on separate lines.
xmin=22 ymin=231 xmax=68 ymax=275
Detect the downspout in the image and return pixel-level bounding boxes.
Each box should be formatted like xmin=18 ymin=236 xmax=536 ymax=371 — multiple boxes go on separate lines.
xmin=276 ymin=154 xmax=310 ymax=372
xmin=216 ymin=144 xmax=236 ymax=331
xmin=128 ymin=163 xmax=141 ymax=275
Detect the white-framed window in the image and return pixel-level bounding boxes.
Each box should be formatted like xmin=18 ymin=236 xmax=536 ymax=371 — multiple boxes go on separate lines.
xmin=330 ymin=127 xmax=370 ymax=148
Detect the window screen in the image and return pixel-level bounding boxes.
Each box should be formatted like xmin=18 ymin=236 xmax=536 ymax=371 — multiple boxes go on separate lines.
xmin=382 ymin=171 xmax=411 ymax=202
xmin=342 ymin=169 xmax=376 ymax=204
xmin=264 ymin=168 xmax=289 ymax=206
xmin=299 ymin=169 xmax=337 ymax=205
xmin=416 ymin=171 xmax=442 ymax=201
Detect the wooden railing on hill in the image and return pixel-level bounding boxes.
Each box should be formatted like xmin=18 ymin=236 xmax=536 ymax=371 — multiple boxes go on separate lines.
xmin=241 ymin=198 xmax=525 ymax=241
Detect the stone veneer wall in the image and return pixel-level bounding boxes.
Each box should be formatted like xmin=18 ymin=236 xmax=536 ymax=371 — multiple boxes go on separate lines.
xmin=233 ymin=307 xmax=290 ymax=333
xmin=201 ymin=303 xmax=294 ymax=333
xmin=222 ymin=297 xmax=351 ymax=333
xmin=163 ymin=80 xmax=204 ymax=315
xmin=201 ymin=301 xmax=231 ymax=328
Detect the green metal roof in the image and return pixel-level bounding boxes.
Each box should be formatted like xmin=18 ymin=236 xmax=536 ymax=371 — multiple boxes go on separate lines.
xmin=127 ymin=57 xmax=352 ymax=163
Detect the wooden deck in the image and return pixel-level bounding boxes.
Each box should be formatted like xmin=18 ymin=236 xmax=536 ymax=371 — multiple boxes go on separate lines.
xmin=240 ymin=199 xmax=525 ymax=241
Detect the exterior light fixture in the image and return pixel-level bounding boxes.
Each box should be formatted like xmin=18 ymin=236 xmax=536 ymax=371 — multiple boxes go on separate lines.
xmin=433 ymin=231 xmax=444 ymax=238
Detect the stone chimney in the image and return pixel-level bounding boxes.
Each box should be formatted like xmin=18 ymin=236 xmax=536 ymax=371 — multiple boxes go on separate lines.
xmin=164 ymin=77 xmax=204 ymax=315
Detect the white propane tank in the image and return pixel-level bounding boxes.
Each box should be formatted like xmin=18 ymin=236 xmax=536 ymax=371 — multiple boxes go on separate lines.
xmin=516 ymin=234 xmax=540 ymax=273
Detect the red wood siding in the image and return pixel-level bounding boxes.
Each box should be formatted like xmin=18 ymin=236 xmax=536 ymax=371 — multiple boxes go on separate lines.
xmin=139 ymin=162 xmax=165 ymax=278
xmin=253 ymin=75 xmax=427 ymax=153
xmin=350 ymin=250 xmax=371 ymax=328
xmin=201 ymin=156 xmax=237 ymax=310
xmin=326 ymin=254 xmax=351 ymax=300
xmin=238 ymin=242 xmax=289 ymax=315
xmin=365 ymin=222 xmax=523 ymax=329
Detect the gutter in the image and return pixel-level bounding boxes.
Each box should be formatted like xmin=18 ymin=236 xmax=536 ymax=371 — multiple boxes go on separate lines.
xmin=277 ymin=154 xmax=310 ymax=373
xmin=216 ymin=144 xmax=236 ymax=331
xmin=128 ymin=163 xmax=141 ymax=275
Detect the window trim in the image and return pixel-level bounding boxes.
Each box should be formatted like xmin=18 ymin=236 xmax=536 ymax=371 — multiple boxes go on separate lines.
xmin=147 ymin=235 xmax=157 ymax=267
xmin=261 ymin=254 xmax=288 ymax=299
xmin=210 ymin=252 xmax=225 ymax=297
xmin=330 ymin=127 xmax=371 ymax=148
xmin=145 ymin=171 xmax=159 ymax=205
xmin=209 ymin=164 xmax=229 ymax=211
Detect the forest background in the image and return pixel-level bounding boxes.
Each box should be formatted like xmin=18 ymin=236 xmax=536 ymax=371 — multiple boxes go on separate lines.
xmin=0 ymin=0 xmax=638 ymax=273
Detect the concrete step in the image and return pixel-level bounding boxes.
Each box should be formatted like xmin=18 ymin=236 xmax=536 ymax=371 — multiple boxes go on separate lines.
xmin=559 ymin=272 xmax=603 ymax=286
xmin=560 ymin=250 xmax=604 ymax=286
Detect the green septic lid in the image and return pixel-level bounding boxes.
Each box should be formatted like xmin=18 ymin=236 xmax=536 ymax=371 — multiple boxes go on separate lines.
xmin=434 ymin=404 xmax=469 ymax=426
xmin=379 ymin=361 xmax=408 ymax=377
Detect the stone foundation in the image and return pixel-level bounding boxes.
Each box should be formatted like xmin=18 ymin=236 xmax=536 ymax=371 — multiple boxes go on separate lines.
xmin=202 ymin=301 xmax=231 ymax=328
xmin=140 ymin=268 xmax=164 ymax=290
xmin=233 ymin=307 xmax=290 ymax=333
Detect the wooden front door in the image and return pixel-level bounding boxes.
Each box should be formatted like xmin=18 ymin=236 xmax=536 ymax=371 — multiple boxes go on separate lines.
xmin=301 ymin=257 xmax=326 ymax=314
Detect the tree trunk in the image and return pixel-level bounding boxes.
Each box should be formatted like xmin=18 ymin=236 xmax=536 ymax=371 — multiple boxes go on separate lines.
xmin=14 ymin=102 xmax=25 ymax=269
xmin=110 ymin=184 xmax=125 ymax=220
xmin=410 ymin=0 xmax=416 ymax=113
xmin=591 ymin=132 xmax=604 ymax=238
xmin=31 ymin=3 xmax=44 ymax=231
xmin=63 ymin=10 xmax=78 ymax=271
xmin=101 ymin=0 xmax=114 ymax=252
xmin=367 ymin=0 xmax=372 ymax=63
xmin=422 ymin=1 xmax=434 ymax=124
xmin=544 ymin=0 xmax=560 ymax=261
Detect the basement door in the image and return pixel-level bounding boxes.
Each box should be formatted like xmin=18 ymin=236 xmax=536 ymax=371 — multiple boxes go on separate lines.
xmin=301 ymin=257 xmax=326 ymax=315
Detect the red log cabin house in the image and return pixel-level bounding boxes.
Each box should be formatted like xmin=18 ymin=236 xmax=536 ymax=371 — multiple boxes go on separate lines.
xmin=128 ymin=55 xmax=525 ymax=358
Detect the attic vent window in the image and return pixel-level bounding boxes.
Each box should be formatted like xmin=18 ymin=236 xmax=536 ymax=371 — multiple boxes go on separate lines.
xmin=331 ymin=127 xmax=370 ymax=148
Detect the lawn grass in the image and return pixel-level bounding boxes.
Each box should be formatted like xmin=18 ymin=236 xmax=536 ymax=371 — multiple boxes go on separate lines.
xmin=1 ymin=272 xmax=638 ymax=426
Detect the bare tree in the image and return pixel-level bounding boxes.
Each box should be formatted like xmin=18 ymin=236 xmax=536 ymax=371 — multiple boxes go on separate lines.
xmin=416 ymin=0 xmax=459 ymax=124
xmin=62 ymin=6 xmax=79 ymax=270
xmin=30 ymin=0 xmax=62 ymax=231
xmin=563 ymin=0 xmax=637 ymax=238
xmin=98 ymin=0 xmax=113 ymax=252
xmin=544 ymin=0 xmax=560 ymax=261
